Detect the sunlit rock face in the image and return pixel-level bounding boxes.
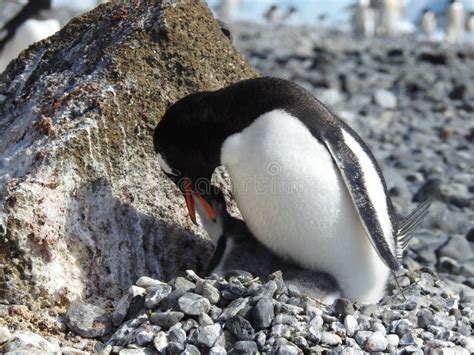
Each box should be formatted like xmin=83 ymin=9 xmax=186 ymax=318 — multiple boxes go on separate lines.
xmin=0 ymin=0 xmax=257 ymax=306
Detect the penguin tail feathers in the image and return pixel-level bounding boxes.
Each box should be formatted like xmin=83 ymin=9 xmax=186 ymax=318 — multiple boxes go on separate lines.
xmin=395 ymin=197 xmax=433 ymax=259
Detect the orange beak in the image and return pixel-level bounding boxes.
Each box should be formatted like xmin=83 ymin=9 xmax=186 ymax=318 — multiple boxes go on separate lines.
xmin=181 ymin=177 xmax=216 ymax=225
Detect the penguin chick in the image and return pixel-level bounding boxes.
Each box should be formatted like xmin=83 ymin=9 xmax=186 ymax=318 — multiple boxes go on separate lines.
xmin=195 ymin=189 xmax=342 ymax=304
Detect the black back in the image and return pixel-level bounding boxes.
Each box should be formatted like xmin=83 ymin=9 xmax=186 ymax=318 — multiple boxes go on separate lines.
xmin=0 ymin=0 xmax=52 ymax=51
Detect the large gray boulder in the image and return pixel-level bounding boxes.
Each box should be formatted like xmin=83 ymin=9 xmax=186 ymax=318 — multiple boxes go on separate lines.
xmin=0 ymin=0 xmax=257 ymax=306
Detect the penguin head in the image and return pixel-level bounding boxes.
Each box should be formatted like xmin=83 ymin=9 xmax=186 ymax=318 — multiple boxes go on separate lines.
xmin=154 ymin=91 xmax=226 ymax=225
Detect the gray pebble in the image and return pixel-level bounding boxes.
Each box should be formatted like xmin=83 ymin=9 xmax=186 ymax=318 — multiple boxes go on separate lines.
xmin=417 ymin=309 xmax=435 ymax=328
xmin=225 ymin=316 xmax=255 ymax=341
xmin=320 ymin=332 xmax=342 ymax=346
xmin=354 ymin=330 xmax=373 ymax=346
xmin=344 ymin=315 xmax=358 ymax=337
xmin=178 ymin=293 xmax=211 ymax=316
xmin=232 ymin=340 xmax=259 ymax=354
xmin=168 ymin=328 xmax=186 ymax=344
xmin=182 ymin=344 xmax=201 ymax=355
xmin=0 ymin=325 xmax=12 ymax=344
xmin=276 ymin=343 xmax=301 ymax=354
xmin=209 ymin=345 xmax=227 ymax=354
xmin=253 ymin=297 xmax=275 ymax=330
xmin=153 ymin=331 xmax=168 ymax=353
xmin=150 ymin=311 xmax=184 ymax=329
xmin=197 ymin=324 xmax=223 ymax=348
xmin=167 ymin=341 xmax=184 ymax=354
xmin=374 ymin=89 xmax=397 ymax=109
xmin=145 ymin=284 xmax=172 ymax=309
xmin=332 ymin=298 xmax=354 ymax=317
xmin=65 ymin=301 xmax=113 ymax=338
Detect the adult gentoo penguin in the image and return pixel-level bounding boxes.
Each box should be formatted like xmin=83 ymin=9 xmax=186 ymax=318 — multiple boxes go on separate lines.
xmin=0 ymin=0 xmax=60 ymax=72
xmin=153 ymin=77 xmax=430 ymax=303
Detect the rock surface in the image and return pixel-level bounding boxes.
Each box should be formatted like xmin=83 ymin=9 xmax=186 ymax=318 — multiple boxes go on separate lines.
xmin=0 ymin=0 xmax=257 ymax=306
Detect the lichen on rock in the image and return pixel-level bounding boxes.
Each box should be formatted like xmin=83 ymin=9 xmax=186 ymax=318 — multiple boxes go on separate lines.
xmin=0 ymin=0 xmax=258 ymax=307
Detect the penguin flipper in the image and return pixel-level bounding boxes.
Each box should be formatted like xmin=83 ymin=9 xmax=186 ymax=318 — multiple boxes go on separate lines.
xmin=395 ymin=197 xmax=432 ymax=259
xmin=321 ymin=130 xmax=401 ymax=272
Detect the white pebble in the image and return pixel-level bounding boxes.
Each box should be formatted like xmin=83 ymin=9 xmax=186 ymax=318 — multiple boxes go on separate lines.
xmin=344 ymin=314 xmax=358 ymax=337
xmin=366 ymin=331 xmax=388 ymax=352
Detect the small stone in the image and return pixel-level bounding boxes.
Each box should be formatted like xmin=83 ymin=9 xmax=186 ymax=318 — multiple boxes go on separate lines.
xmin=287 ymin=285 xmax=302 ymax=298
xmin=60 ymin=346 xmax=89 ymax=354
xmin=354 ymin=330 xmax=373 ymax=346
xmin=150 ymin=311 xmax=184 ymax=329
xmin=460 ymin=337 xmax=474 ymax=353
xmin=136 ymin=326 xmax=160 ymax=346
xmin=400 ymin=331 xmax=417 ymax=346
xmin=209 ymin=345 xmax=227 ymax=354
xmin=308 ymin=326 xmax=321 ymax=343
xmin=182 ymin=344 xmax=200 ymax=355
xmin=167 ymin=341 xmax=184 ymax=354
xmin=153 ymin=331 xmax=168 ymax=353
xmin=309 ymin=315 xmax=323 ymax=329
xmin=365 ymin=331 xmax=388 ymax=352
xmin=218 ymin=298 xmax=249 ymax=321
xmin=161 ymin=289 xmax=187 ymax=310
xmin=225 ymin=316 xmax=255 ymax=341
xmin=4 ymin=331 xmax=60 ymax=353
xmin=178 ymin=293 xmax=211 ymax=315
xmin=112 ymin=294 xmax=132 ymax=327
xmin=197 ymin=324 xmax=222 ymax=348
xmin=145 ymin=284 xmax=172 ymax=309
xmin=344 ymin=314 xmax=358 ymax=337
xmin=232 ymin=340 xmax=258 ymax=354
xmin=276 ymin=343 xmax=301 ymax=354
xmin=199 ymin=312 xmax=214 ymax=326
xmin=0 ymin=325 xmax=12 ymax=344
xmin=417 ymin=309 xmax=435 ymax=328
xmin=119 ymin=349 xmax=155 ymax=355
xmin=374 ymin=89 xmax=397 ymax=109
xmin=171 ymin=277 xmax=196 ymax=292
xmin=320 ymin=332 xmax=342 ymax=346
xmin=439 ymin=235 xmax=473 ymax=262
xmin=168 ymin=328 xmax=186 ymax=344
xmin=371 ymin=320 xmax=386 ymax=335
xmin=136 ymin=276 xmax=165 ymax=288
xmin=66 ymin=301 xmax=113 ymax=338
xmin=225 ymin=270 xmax=254 ymax=282
xmin=201 ymin=283 xmax=221 ymax=304
xmin=332 ymin=298 xmax=354 ymax=317
xmin=252 ymin=297 xmax=275 ymax=330
xmin=387 ymin=334 xmax=399 ymax=347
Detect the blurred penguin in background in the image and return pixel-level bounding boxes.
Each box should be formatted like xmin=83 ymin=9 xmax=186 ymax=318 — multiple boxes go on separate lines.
xmin=264 ymin=4 xmax=280 ymax=24
xmin=446 ymin=0 xmax=465 ymax=43
xmin=379 ymin=0 xmax=403 ymax=36
xmin=281 ymin=6 xmax=298 ymax=24
xmin=466 ymin=12 xmax=474 ymax=33
xmin=420 ymin=8 xmax=437 ymax=38
xmin=0 ymin=0 xmax=60 ymax=72
xmin=353 ymin=0 xmax=376 ymax=37
xmin=215 ymin=0 xmax=240 ymax=22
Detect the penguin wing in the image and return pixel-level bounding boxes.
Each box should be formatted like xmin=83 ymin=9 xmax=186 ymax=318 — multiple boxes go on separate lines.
xmin=321 ymin=128 xmax=401 ymax=271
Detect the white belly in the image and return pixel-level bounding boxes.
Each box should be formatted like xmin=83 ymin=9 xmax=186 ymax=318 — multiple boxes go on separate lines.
xmin=221 ymin=110 xmax=389 ymax=303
